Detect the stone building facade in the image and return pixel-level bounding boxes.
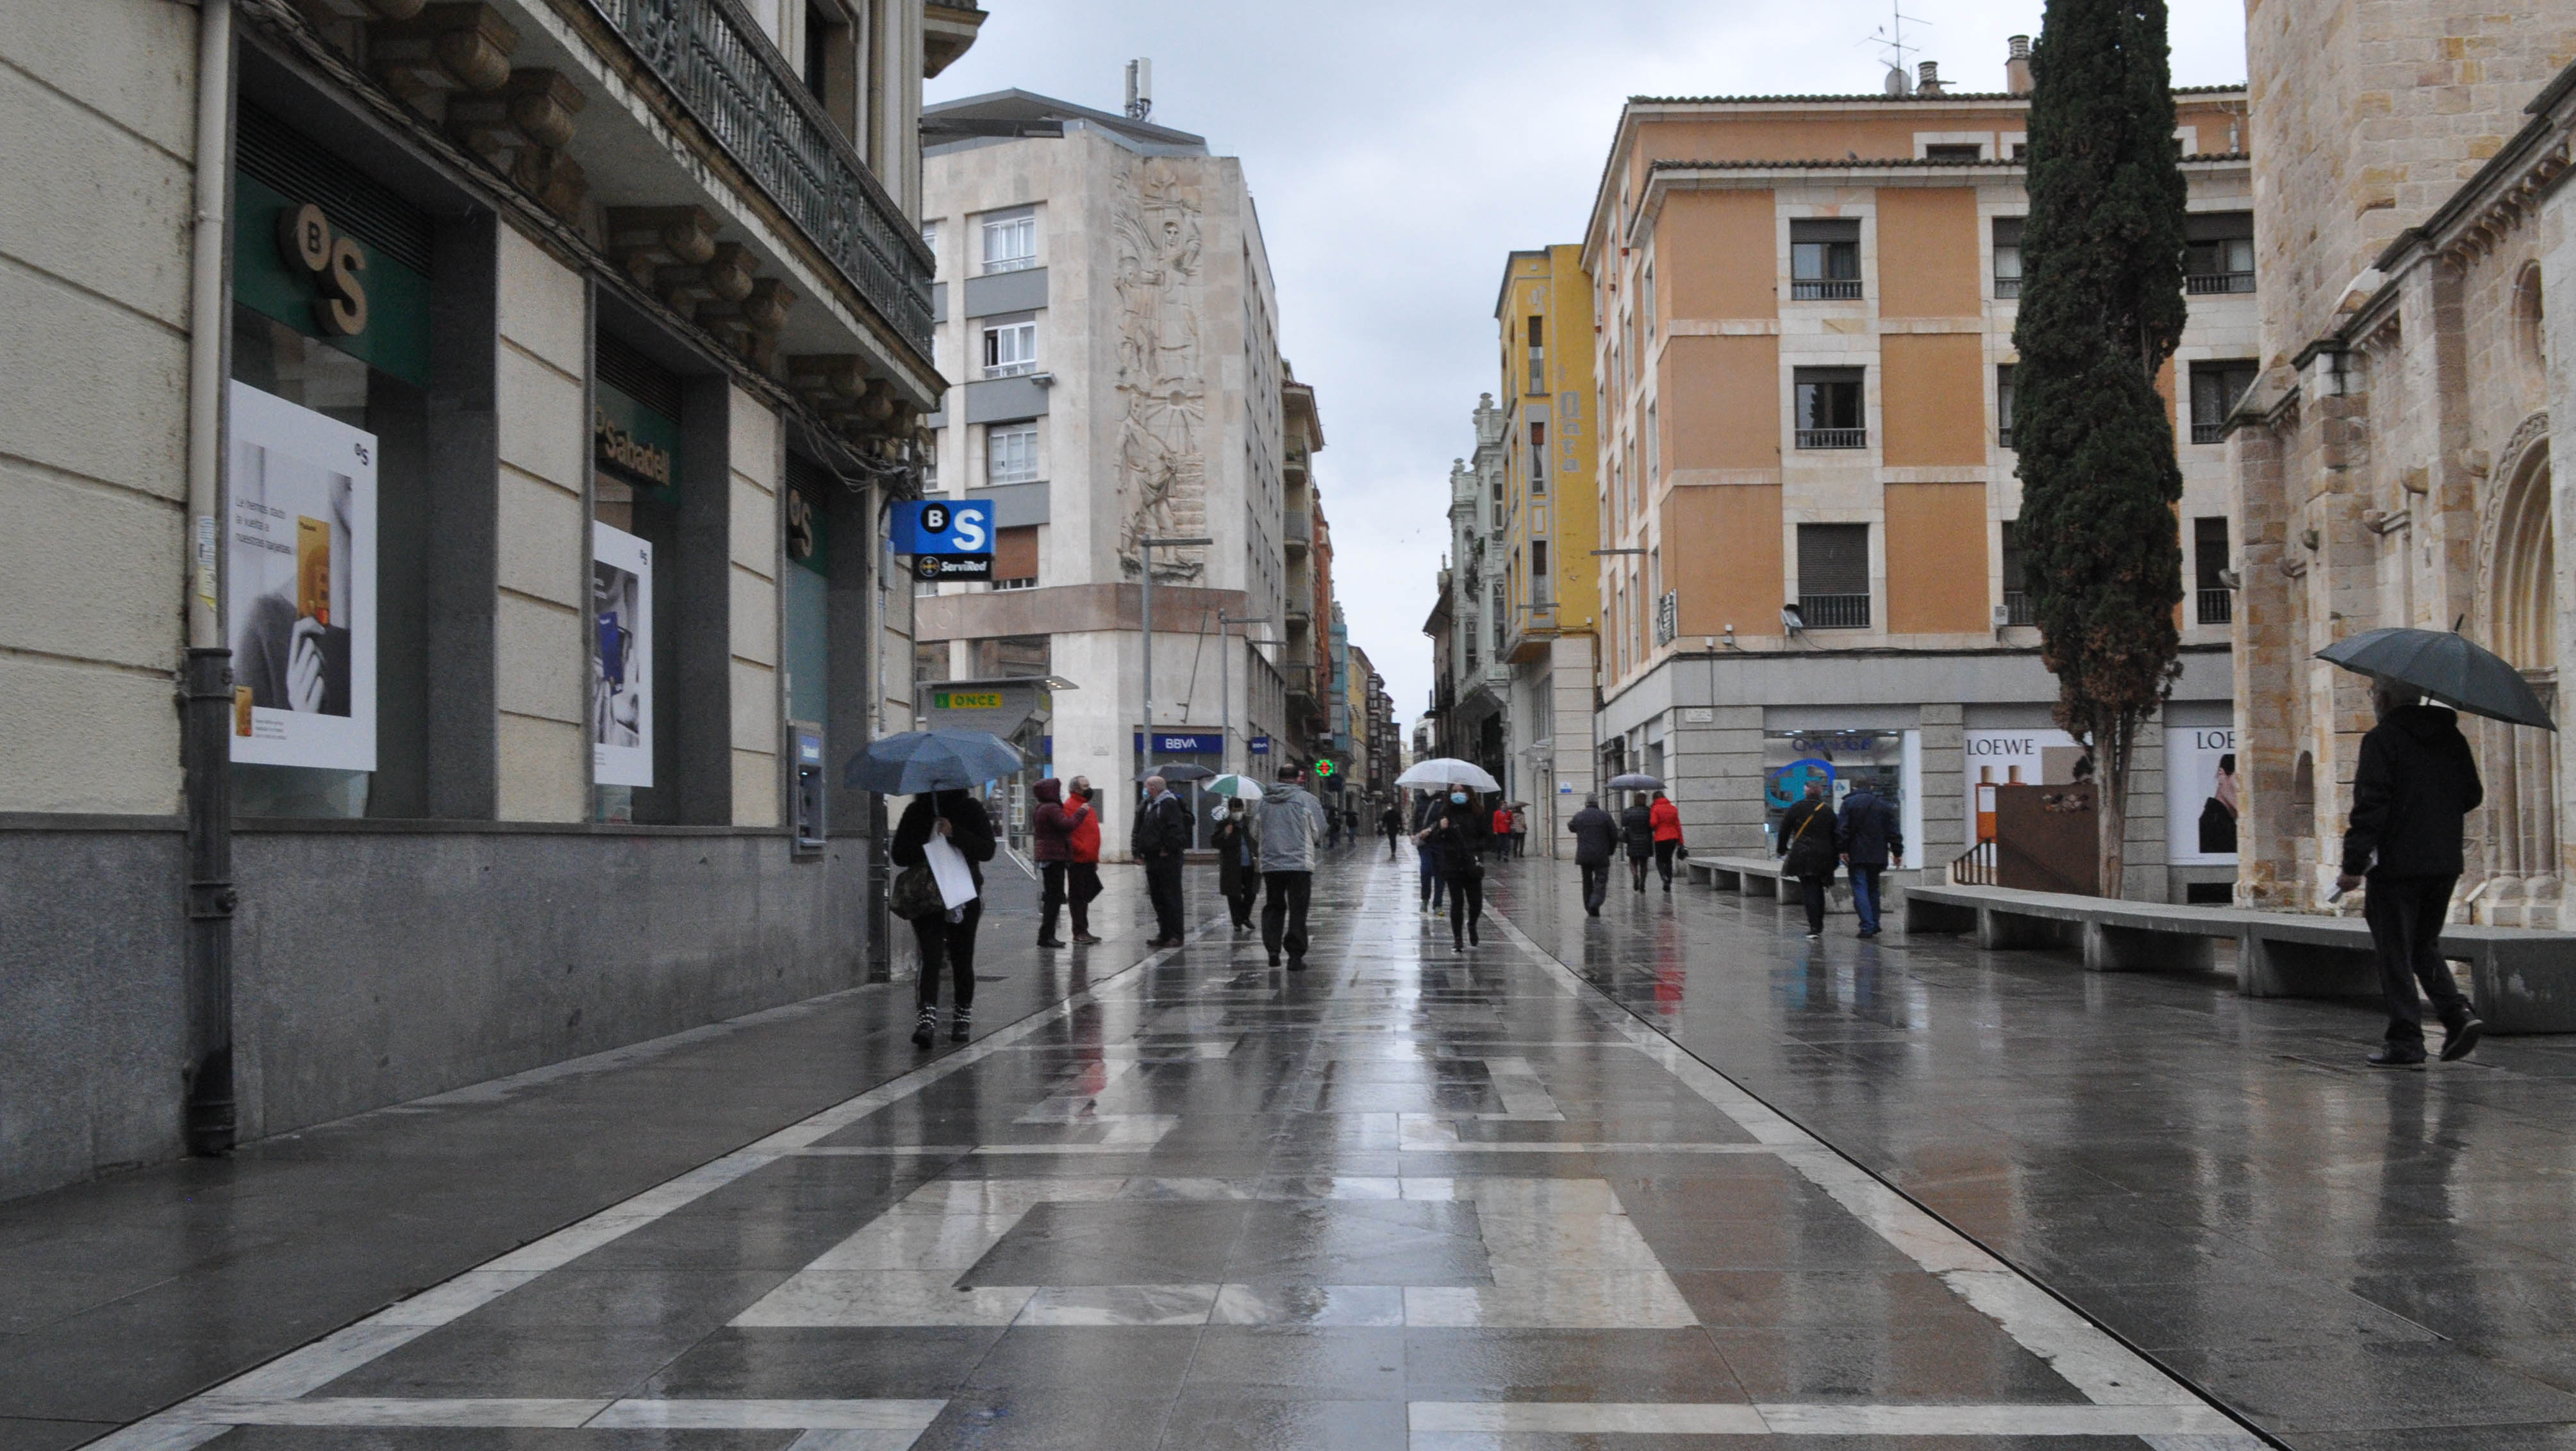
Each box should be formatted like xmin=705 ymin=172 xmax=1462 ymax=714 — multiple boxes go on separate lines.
xmin=2229 ymin=0 xmax=2576 ymax=918
xmin=1583 ymin=52 xmax=2256 ymax=900
xmin=2 ymin=0 xmax=965 ymax=1200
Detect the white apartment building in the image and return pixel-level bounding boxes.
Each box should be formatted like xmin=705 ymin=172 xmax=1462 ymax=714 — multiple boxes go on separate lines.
xmin=918 ymin=90 xmax=1293 ymax=852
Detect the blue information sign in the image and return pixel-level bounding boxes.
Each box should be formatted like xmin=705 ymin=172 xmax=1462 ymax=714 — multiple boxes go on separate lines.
xmin=890 ymin=499 xmax=993 ymax=556
xmin=1249 ymin=735 xmax=1270 ymax=756
xmin=1133 ymin=733 xmax=1224 ymax=754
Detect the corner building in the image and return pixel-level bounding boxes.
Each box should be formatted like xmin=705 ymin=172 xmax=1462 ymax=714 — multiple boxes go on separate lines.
xmin=1586 ymin=53 xmax=2255 ymax=899
xmin=1493 ymin=247 xmax=1602 ymax=851
xmin=1 ymin=0 xmax=970 ymax=1200
xmin=916 ymin=90 xmax=1297 ymax=855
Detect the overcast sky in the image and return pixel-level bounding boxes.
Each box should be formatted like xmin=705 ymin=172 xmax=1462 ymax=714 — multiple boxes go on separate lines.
xmin=924 ymin=0 xmax=2249 ymax=735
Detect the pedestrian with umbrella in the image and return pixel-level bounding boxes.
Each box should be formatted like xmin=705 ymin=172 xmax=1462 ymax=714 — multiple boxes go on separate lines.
xmin=847 ymin=729 xmax=1022 ymax=1049
xmin=2321 ymin=627 xmax=2552 ymax=1065
xmin=1206 ymin=774 xmax=1263 ymax=934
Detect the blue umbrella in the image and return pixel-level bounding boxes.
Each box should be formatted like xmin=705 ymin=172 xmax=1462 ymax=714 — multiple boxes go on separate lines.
xmin=844 ymin=729 xmax=1027 ymax=793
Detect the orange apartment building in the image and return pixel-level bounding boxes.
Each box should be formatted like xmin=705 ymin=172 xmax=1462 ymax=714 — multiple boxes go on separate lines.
xmin=1584 ymin=46 xmax=2257 ymax=901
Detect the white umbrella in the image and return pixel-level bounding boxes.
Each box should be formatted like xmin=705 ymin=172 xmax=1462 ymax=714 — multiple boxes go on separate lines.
xmin=1204 ymin=773 xmax=1263 ymax=799
xmin=1395 ymin=758 xmax=1501 ymax=793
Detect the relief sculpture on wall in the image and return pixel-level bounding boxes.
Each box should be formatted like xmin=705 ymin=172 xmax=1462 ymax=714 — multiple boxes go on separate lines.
xmin=1113 ymin=157 xmax=1208 ymax=581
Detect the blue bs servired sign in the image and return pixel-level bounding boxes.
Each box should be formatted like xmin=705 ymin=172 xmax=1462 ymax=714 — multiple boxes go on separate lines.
xmin=892 ymin=499 xmax=993 ymax=581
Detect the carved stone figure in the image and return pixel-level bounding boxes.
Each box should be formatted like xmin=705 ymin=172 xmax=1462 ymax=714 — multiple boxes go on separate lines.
xmin=1111 ymin=157 xmax=1207 ymax=581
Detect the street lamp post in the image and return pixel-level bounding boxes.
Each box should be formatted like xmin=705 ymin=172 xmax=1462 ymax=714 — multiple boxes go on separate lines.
xmin=1218 ymin=609 xmax=1270 ymax=776
xmin=1138 ymin=536 xmax=1213 ymax=775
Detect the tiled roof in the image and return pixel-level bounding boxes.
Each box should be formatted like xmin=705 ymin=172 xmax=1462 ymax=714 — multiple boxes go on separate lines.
xmin=1629 ymin=84 xmax=2245 ymax=103
xmin=1647 ymin=152 xmax=2247 ymax=170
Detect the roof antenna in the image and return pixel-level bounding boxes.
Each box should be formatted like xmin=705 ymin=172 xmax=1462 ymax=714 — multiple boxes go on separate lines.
xmin=1868 ymin=0 xmax=1928 ymax=94
xmin=1124 ymin=57 xmax=1152 ymax=120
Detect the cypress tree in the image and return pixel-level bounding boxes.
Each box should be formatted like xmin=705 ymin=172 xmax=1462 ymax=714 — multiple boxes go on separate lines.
xmin=2011 ymin=0 xmax=2190 ymax=898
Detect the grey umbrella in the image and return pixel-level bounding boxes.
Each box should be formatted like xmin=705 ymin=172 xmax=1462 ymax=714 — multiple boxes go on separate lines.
xmin=2316 ymin=627 xmax=2555 ymax=729
xmin=1136 ymin=762 xmax=1217 ymax=783
xmin=1606 ymin=772 xmax=1666 ymax=792
xmin=843 ymin=729 xmax=1027 ymax=793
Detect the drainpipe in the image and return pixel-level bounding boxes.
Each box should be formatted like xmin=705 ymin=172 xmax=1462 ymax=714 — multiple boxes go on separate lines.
xmin=182 ymin=0 xmax=238 ymax=1156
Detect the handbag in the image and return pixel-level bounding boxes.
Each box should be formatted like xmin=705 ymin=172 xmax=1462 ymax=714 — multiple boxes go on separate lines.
xmin=890 ymin=864 xmax=945 ymax=920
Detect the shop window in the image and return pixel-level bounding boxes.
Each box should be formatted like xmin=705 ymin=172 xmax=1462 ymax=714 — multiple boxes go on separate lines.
xmin=782 ymin=454 xmax=835 ymax=734
xmin=590 ymin=331 xmax=686 ymax=822
xmin=226 ymin=104 xmax=436 ymax=820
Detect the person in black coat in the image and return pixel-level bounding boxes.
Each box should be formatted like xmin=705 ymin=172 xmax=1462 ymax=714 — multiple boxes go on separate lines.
xmin=1566 ymin=795 xmax=1618 ymax=917
xmin=890 ymin=788 xmax=996 ymax=1047
xmin=1776 ymin=776 xmax=1839 ymax=940
xmin=1834 ymin=781 xmax=1903 ymax=940
xmin=1412 ymin=790 xmax=1449 ymax=915
xmin=1417 ymin=789 xmax=1491 ymax=949
xmin=2336 ymin=679 xmax=2487 ymax=1066
xmin=1211 ymin=800 xmax=1258 ymax=932
xmin=1131 ymin=775 xmax=1193 ymax=947
xmin=1620 ymin=794 xmax=1656 ymax=892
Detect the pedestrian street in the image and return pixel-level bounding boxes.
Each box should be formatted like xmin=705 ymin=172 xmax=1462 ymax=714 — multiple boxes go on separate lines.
xmin=81 ymin=852 xmax=2258 ymax=1450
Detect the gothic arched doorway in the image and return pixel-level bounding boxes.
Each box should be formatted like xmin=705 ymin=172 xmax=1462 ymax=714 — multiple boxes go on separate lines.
xmin=2480 ymin=436 xmax=2558 ymax=925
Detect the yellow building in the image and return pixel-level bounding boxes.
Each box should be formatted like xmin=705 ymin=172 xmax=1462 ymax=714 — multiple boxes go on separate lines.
xmin=1490 ymin=246 xmax=1603 ymax=850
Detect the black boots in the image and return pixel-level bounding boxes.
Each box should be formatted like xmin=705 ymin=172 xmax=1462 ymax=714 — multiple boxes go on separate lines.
xmin=911 ymin=1005 xmax=937 ymax=1050
xmin=951 ymin=1005 xmax=972 ymax=1043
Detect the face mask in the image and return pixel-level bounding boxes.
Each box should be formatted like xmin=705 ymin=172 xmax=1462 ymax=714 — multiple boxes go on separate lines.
xmin=1450 ymin=792 xmax=1468 ymax=805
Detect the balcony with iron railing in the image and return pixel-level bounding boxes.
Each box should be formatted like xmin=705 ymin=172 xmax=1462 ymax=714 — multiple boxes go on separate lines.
xmin=1791 ymin=279 xmax=1864 ymax=301
xmin=1797 ymin=593 xmax=1872 ymax=631
xmin=585 ymin=0 xmax=936 ymax=354
xmin=2186 ymin=270 xmax=2256 ymax=295
xmin=2197 ymin=588 xmax=2233 ymax=625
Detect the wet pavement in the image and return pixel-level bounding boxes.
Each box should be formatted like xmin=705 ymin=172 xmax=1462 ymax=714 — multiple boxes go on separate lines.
xmin=13 ymin=849 xmax=2576 ymax=1447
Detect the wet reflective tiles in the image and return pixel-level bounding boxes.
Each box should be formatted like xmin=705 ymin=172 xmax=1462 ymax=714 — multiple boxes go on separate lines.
xmin=99 ymin=863 xmax=2258 ymax=1448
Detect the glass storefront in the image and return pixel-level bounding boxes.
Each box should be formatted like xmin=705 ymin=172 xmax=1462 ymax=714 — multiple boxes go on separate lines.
xmin=1761 ymin=727 xmax=1922 ymax=859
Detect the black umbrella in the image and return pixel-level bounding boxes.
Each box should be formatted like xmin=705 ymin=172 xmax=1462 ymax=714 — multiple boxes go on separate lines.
xmin=1136 ymin=762 xmax=1217 ymax=783
xmin=2316 ymin=627 xmax=2555 ymax=729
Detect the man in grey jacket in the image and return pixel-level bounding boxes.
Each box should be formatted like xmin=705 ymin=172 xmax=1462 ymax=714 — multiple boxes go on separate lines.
xmin=1255 ymin=765 xmax=1326 ymax=968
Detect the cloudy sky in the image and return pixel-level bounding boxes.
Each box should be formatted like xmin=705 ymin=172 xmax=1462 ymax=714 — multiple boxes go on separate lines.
xmin=924 ymin=1 xmax=2250 ymax=733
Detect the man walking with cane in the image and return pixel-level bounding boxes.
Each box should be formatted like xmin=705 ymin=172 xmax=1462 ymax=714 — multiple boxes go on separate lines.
xmin=2337 ymin=676 xmax=2486 ymax=1067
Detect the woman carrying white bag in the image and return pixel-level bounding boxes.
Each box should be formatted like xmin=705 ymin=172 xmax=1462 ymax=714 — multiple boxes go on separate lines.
xmin=890 ymin=788 xmax=995 ymax=1048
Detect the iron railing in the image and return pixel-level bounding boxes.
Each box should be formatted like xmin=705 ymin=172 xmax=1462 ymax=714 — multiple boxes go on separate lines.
xmin=586 ymin=0 xmax=936 ymax=354
xmin=1952 ymin=839 xmax=1997 ymax=885
xmin=2186 ymin=271 xmax=2256 ymax=295
xmin=2197 ymin=587 xmax=2234 ymax=625
xmin=1994 ymin=276 xmax=2022 ymax=299
xmin=1796 ymin=427 xmax=1868 ymax=450
xmin=1791 ymin=279 xmax=1864 ymax=301
xmin=2190 ymin=422 xmax=2226 ymax=444
xmin=2003 ymin=590 xmax=2035 ymax=626
xmin=1798 ymin=593 xmax=1871 ymax=630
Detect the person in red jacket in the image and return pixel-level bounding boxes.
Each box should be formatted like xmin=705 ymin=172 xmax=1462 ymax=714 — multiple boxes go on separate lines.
xmin=1063 ymin=777 xmax=1103 ymax=943
xmin=1649 ymin=791 xmax=1684 ymax=893
xmin=1491 ymin=804 xmax=1514 ymax=863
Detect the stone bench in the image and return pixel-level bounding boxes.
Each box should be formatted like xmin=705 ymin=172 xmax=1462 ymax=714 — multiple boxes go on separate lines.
xmin=1685 ymin=854 xmax=1855 ymax=915
xmin=1902 ymin=881 xmax=2576 ymax=1034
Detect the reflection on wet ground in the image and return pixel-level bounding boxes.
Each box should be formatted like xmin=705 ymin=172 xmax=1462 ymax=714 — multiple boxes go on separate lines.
xmin=76 ymin=854 xmax=2282 ymax=1450
xmin=1499 ymin=856 xmax=2576 ymax=1445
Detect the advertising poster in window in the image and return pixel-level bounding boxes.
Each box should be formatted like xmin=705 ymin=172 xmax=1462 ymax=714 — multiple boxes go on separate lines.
xmin=592 ymin=522 xmax=654 ymax=788
xmin=1761 ymin=728 xmax=1922 ymax=861
xmin=1962 ymin=729 xmax=2083 ymax=844
xmin=2166 ymin=724 xmax=2240 ymax=865
xmin=227 ymin=380 xmax=376 ymax=770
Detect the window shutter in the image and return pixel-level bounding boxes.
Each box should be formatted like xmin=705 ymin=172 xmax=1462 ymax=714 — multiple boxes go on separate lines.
xmin=1798 ymin=524 xmax=1870 ymax=596
xmin=993 ymin=525 xmax=1038 ymax=581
